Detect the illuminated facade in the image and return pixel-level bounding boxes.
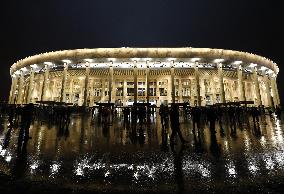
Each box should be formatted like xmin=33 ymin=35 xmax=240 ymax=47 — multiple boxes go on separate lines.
xmin=9 ymin=48 xmax=280 ymax=107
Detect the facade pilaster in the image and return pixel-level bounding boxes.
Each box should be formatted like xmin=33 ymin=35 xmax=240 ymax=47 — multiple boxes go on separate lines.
xmin=253 ymin=67 xmax=262 ymax=106
xmin=27 ymin=68 xmax=35 ymax=103
xmin=123 ymin=79 xmax=127 ymax=106
xmin=108 ymin=63 xmax=114 ymax=103
xmin=218 ymin=63 xmax=225 ymax=103
xmin=50 ymin=80 xmax=55 ymax=101
xmin=101 ymin=79 xmax=106 ymax=103
xmin=112 ymin=78 xmax=116 ymax=103
xmin=41 ymin=64 xmax=50 ymax=101
xmin=89 ymin=80 xmax=94 ymax=107
xmin=237 ymin=65 xmax=245 ymax=101
xmin=170 ymin=64 xmax=175 ymax=104
xmin=69 ymin=78 xmax=74 ymax=104
xmin=17 ymin=71 xmax=24 ymax=104
xmin=9 ymin=75 xmax=18 ymax=104
xmin=146 ymin=66 xmax=150 ymax=104
xmin=194 ymin=62 xmax=201 ymax=106
xmin=264 ymin=76 xmax=272 ymax=107
xmin=178 ymin=79 xmax=182 ymax=103
xmin=156 ymin=79 xmax=160 ymax=106
xmin=271 ymin=76 xmax=280 ymax=107
xmin=211 ymin=77 xmax=216 ymax=104
xmin=83 ymin=62 xmax=90 ymax=106
xmin=133 ymin=61 xmax=138 ymax=104
xmin=60 ymin=62 xmax=68 ymax=102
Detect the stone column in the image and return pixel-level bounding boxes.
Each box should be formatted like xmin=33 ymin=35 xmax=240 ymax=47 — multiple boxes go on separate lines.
xmin=276 ymin=81 xmax=280 ymax=106
xmin=170 ymin=64 xmax=175 ymax=104
xmin=27 ymin=68 xmax=35 ymax=103
xmin=253 ymin=67 xmax=262 ymax=106
xmin=17 ymin=71 xmax=24 ymax=104
xmin=211 ymin=77 xmax=216 ymax=104
xmin=156 ymin=79 xmax=160 ymax=97
xmin=112 ymin=78 xmax=116 ymax=103
xmin=89 ymin=80 xmax=94 ymax=107
xmin=264 ymin=76 xmax=272 ymax=107
xmin=167 ymin=76 xmax=172 ymax=105
xmin=275 ymin=78 xmax=280 ymax=105
xmin=123 ymin=79 xmax=127 ymax=106
xmin=41 ymin=64 xmax=50 ymax=101
xmin=218 ymin=63 xmax=225 ymax=103
xmin=230 ymin=81 xmax=234 ymax=102
xmin=38 ymin=77 xmax=43 ymax=101
xmin=69 ymin=78 xmax=74 ymax=104
xmin=79 ymin=79 xmax=84 ymax=106
xmin=60 ymin=62 xmax=68 ymax=102
xmin=179 ymin=79 xmax=182 ymax=103
xmin=194 ymin=62 xmax=201 ymax=106
xmin=50 ymin=80 xmax=55 ymax=101
xmin=156 ymin=79 xmax=160 ymax=106
xmin=108 ymin=63 xmax=114 ymax=103
xmin=133 ymin=61 xmax=138 ymax=104
xmin=9 ymin=75 xmax=18 ymax=104
xmin=146 ymin=63 xmax=150 ymax=105
xmin=237 ymin=65 xmax=245 ymax=101
xmin=101 ymin=79 xmax=106 ymax=103
xmin=200 ymin=79 xmax=205 ymax=106
xmin=271 ymin=76 xmax=279 ymax=107
xmin=190 ymin=79 xmax=194 ymax=106
xmin=83 ymin=62 xmax=90 ymax=106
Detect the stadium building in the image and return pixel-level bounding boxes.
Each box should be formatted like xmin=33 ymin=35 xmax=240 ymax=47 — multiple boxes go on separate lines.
xmin=8 ymin=48 xmax=280 ymax=107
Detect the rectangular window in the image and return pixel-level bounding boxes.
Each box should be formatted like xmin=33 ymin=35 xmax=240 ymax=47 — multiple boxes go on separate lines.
xmin=138 ymin=88 xmax=145 ymax=96
xmin=149 ymin=88 xmax=156 ymax=96
xmin=127 ymin=88 xmax=134 ymax=96
xmin=159 ymin=88 xmax=167 ymax=96
xmin=116 ymin=88 xmax=123 ymax=96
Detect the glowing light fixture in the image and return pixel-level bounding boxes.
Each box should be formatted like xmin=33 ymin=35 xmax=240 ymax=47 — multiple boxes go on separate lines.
xmin=131 ymin=58 xmax=140 ymax=61
xmin=249 ymin=63 xmax=258 ymax=68
xmin=84 ymin=59 xmax=93 ymax=63
xmin=62 ymin=59 xmax=72 ymax=63
xmin=191 ymin=58 xmax=201 ymax=62
xmin=233 ymin=61 xmax=242 ymax=65
xmin=167 ymin=58 xmax=176 ymax=61
xmin=30 ymin=64 xmax=38 ymax=68
xmin=44 ymin=62 xmax=53 ymax=66
xmin=143 ymin=58 xmax=152 ymax=61
xmin=214 ymin=59 xmax=224 ymax=63
xmin=21 ymin=67 xmax=28 ymax=72
xmin=260 ymin=66 xmax=268 ymax=71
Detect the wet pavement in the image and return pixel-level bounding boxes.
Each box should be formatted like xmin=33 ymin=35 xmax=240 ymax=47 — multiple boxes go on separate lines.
xmin=1 ymin=112 xmax=284 ymax=193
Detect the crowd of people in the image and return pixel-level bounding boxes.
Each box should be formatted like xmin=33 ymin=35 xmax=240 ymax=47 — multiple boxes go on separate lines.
xmin=0 ymin=102 xmax=282 ymax=185
xmin=0 ymin=102 xmax=283 ymax=148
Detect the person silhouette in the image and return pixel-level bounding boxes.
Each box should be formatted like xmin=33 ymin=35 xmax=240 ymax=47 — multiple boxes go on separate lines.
xmin=193 ymin=131 xmax=204 ymax=153
xmin=170 ymin=104 xmax=188 ymax=145
xmin=171 ymin=143 xmax=186 ymax=194
xmin=161 ymin=125 xmax=169 ymax=152
xmin=8 ymin=105 xmax=15 ymax=127
xmin=13 ymin=129 xmax=29 ymax=179
xmin=3 ymin=128 xmax=12 ymax=149
xmin=20 ymin=103 xmax=34 ymax=140
xmin=209 ymin=132 xmax=221 ymax=159
xmin=138 ymin=126 xmax=145 ymax=146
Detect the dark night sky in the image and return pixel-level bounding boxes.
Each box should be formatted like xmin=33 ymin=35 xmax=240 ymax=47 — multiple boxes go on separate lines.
xmin=0 ymin=0 xmax=283 ymax=103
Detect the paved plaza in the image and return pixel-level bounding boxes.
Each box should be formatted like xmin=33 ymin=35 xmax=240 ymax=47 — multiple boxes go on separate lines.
xmin=0 ymin=110 xmax=284 ymax=193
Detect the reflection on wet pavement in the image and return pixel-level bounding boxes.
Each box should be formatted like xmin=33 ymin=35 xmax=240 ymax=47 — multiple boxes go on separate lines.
xmin=1 ymin=112 xmax=284 ymax=192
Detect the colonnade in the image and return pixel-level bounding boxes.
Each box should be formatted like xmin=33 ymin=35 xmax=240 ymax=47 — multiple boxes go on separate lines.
xmin=9 ymin=62 xmax=280 ymax=108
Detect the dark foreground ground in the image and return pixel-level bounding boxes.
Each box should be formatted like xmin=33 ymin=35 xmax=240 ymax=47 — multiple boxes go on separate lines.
xmin=1 ymin=112 xmax=284 ymax=193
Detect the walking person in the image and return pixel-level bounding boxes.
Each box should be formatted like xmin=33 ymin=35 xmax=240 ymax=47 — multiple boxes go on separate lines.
xmin=19 ymin=103 xmax=34 ymax=141
xmin=170 ymin=104 xmax=188 ymax=145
